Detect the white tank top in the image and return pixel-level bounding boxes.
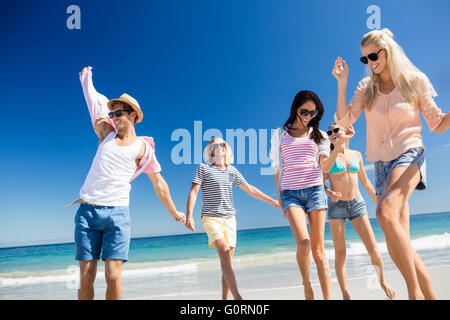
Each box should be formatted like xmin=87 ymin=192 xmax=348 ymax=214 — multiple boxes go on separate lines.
xmin=80 ymin=132 xmax=144 ymax=206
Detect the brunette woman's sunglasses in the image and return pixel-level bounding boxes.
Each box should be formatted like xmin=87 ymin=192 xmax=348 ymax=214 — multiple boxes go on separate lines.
xmin=327 ymin=128 xmax=340 ymax=136
xmin=360 ymin=49 xmax=383 ymax=64
xmin=298 ymin=109 xmax=318 ymax=118
xmin=108 ymin=109 xmax=132 ymax=119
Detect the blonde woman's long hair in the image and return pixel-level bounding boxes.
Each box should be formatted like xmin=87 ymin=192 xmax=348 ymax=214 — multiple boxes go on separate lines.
xmin=360 ymin=28 xmax=437 ymax=111
xmin=204 ymin=137 xmax=234 ymax=166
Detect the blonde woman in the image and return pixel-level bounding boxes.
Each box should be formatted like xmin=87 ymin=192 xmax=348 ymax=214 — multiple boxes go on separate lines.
xmin=185 ymin=137 xmax=279 ymax=300
xmin=332 ymin=28 xmax=449 ymax=299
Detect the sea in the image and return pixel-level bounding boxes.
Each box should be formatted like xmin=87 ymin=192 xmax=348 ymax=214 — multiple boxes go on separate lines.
xmin=1 ymin=211 xmax=449 ymax=299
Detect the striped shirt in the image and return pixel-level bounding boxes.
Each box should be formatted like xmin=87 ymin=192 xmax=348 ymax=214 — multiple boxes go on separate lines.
xmin=280 ymin=133 xmax=324 ymax=190
xmin=192 ymin=163 xmax=247 ymax=218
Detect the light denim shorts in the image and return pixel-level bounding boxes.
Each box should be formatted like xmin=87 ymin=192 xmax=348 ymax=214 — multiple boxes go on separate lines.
xmin=327 ymin=194 xmax=368 ymax=221
xmin=74 ymin=204 xmax=131 ymax=262
xmin=280 ymin=185 xmax=328 ymax=214
xmin=374 ymin=147 xmax=426 ymax=196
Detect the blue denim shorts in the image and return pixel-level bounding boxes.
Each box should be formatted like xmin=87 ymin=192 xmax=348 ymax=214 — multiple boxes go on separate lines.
xmin=374 ymin=147 xmax=426 ymax=196
xmin=74 ymin=204 xmax=131 ymax=262
xmin=327 ymin=194 xmax=368 ymax=221
xmin=280 ymin=185 xmax=328 ymax=214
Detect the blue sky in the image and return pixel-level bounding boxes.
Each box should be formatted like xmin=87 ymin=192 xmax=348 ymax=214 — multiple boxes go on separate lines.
xmin=1 ymin=0 xmax=449 ymax=247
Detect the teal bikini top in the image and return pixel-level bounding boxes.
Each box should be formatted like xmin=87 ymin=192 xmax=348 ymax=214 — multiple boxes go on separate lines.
xmin=329 ymin=155 xmax=360 ymax=174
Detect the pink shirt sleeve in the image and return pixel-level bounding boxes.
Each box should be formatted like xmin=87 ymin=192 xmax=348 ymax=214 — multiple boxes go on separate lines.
xmin=142 ymin=137 xmax=162 ymax=174
xmin=334 ymin=77 xmax=369 ymax=127
xmin=79 ymin=70 xmax=115 ymax=130
xmin=413 ymin=74 xmax=445 ymax=132
xmin=144 ymin=153 xmax=162 ymax=174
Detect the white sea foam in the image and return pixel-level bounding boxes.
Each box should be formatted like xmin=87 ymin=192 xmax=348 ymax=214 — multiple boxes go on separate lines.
xmin=0 ymin=262 xmax=201 ymax=288
xmin=121 ymin=263 xmax=198 ymax=278
xmin=340 ymin=232 xmax=450 ymax=257
xmin=235 ymin=233 xmax=450 ymax=265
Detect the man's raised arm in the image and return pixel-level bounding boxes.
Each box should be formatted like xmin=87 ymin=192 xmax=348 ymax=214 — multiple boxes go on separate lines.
xmin=79 ymin=66 xmax=115 ymax=140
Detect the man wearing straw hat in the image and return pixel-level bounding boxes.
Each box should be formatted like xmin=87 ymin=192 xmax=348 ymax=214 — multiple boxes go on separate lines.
xmin=67 ymin=66 xmax=186 ymax=300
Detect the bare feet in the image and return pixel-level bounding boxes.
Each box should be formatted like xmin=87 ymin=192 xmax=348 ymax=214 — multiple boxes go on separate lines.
xmin=342 ymin=290 xmax=350 ymax=300
xmin=408 ymin=289 xmax=424 ymax=300
xmin=303 ymin=281 xmax=315 ymax=300
xmin=380 ymin=281 xmax=396 ymax=300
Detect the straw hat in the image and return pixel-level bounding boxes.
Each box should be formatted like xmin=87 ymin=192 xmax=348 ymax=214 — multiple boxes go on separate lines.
xmin=107 ymin=93 xmax=143 ymax=124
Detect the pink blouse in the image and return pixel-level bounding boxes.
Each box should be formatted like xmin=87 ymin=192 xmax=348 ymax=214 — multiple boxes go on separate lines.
xmin=334 ymin=73 xmax=445 ymax=162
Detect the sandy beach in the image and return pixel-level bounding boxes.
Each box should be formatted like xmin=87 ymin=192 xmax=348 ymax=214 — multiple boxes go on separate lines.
xmin=162 ymin=265 xmax=450 ymax=300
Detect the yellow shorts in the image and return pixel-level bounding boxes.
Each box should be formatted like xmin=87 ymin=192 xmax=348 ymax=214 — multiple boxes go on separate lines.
xmin=201 ymin=215 xmax=237 ymax=248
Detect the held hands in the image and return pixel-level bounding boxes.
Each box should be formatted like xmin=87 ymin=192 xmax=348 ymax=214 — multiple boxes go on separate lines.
xmin=185 ymin=217 xmax=195 ymax=232
xmin=277 ymin=199 xmax=287 ymax=219
xmin=332 ymin=57 xmax=349 ymax=83
xmin=269 ymin=198 xmax=281 ymax=208
xmin=170 ymin=210 xmax=187 ymax=223
xmin=329 ymin=190 xmax=342 ymax=203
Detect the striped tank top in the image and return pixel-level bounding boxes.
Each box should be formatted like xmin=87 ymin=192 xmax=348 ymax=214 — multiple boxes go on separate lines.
xmin=280 ymin=133 xmax=323 ymax=190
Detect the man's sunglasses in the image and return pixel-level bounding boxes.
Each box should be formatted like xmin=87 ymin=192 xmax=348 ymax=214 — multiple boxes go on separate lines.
xmin=108 ymin=109 xmax=132 ymax=119
xmin=298 ymin=109 xmax=318 ymax=118
xmin=327 ymin=128 xmax=340 ymax=136
xmin=360 ymin=49 xmax=383 ymax=64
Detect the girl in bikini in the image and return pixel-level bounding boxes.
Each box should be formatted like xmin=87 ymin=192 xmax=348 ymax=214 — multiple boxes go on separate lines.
xmin=324 ymin=123 xmax=395 ymax=300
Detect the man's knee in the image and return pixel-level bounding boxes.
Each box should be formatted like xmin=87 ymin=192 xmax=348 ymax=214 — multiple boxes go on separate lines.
xmin=105 ymin=271 xmax=121 ymax=284
xmin=105 ymin=260 xmax=123 ymax=284
xmin=79 ymin=261 xmax=97 ymax=286
xmin=79 ymin=261 xmax=97 ymax=275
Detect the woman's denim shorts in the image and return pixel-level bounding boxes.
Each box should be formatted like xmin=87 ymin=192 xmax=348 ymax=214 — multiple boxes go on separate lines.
xmin=374 ymin=147 xmax=426 ymax=196
xmin=327 ymin=194 xmax=368 ymax=221
xmin=280 ymin=185 xmax=328 ymax=214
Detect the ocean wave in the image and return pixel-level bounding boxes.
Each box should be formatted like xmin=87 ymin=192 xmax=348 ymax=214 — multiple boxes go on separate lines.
xmin=234 ymin=233 xmax=450 ymax=266
xmin=1 ymin=233 xmax=448 ymax=288
xmin=342 ymin=232 xmax=450 ymax=258
xmin=0 ymin=262 xmax=200 ymax=288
